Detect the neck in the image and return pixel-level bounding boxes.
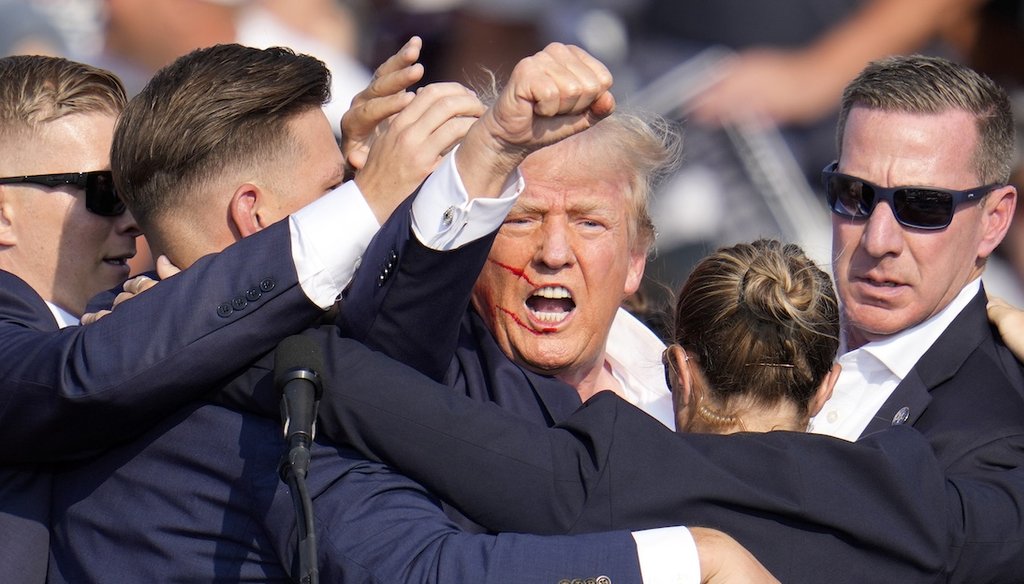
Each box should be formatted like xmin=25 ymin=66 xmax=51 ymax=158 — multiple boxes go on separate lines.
xmin=557 ymin=355 xmax=622 ymax=402
xmin=684 ymin=397 xmax=807 ymax=434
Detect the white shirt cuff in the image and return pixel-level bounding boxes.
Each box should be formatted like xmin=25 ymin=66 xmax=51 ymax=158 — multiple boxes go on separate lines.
xmin=411 ymin=145 xmax=523 ymax=250
xmin=288 ymin=181 xmax=380 ymax=308
xmin=632 ymin=526 xmax=700 ymax=584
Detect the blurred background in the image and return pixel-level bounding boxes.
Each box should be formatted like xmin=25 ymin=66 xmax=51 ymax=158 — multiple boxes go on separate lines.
xmin=6 ymin=0 xmax=1024 ymax=335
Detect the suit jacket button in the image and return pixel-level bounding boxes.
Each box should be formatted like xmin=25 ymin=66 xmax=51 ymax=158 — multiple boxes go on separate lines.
xmin=891 ymin=407 xmax=910 ymax=425
xmin=231 ymin=296 xmax=247 ymax=311
xmin=259 ymin=278 xmax=276 ymax=292
xmin=596 ymin=577 xmax=611 ymax=584
xmin=245 ymin=287 xmax=262 ymax=302
xmin=217 ymin=303 xmax=233 ymax=318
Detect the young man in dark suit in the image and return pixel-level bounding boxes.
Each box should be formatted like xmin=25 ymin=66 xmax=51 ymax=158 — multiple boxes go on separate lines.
xmin=0 ymin=54 xmax=390 ymax=582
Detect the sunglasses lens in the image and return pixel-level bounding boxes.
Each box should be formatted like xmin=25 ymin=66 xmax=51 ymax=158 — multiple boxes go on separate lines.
xmin=893 ymin=189 xmax=953 ymax=229
xmin=85 ymin=172 xmax=125 ymax=216
xmin=826 ymin=174 xmax=873 ymax=218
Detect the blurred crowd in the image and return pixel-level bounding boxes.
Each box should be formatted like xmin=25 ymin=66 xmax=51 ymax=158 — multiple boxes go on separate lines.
xmin=6 ymin=0 xmax=1024 ymax=330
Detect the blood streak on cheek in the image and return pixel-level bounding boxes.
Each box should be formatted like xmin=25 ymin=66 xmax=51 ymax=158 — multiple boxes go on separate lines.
xmin=490 ymin=260 xmax=540 ymax=288
xmin=497 ymin=306 xmax=557 ymax=334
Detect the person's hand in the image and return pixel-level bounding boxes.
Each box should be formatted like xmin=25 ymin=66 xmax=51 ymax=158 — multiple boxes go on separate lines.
xmin=686 ymin=48 xmax=842 ymax=127
xmin=691 ymin=527 xmax=780 ymax=584
xmin=989 ymin=297 xmax=1024 ymax=361
xmin=354 ymin=81 xmax=485 ymax=223
xmin=456 ymin=42 xmax=615 ymax=197
xmin=340 ymin=36 xmax=425 ymax=175
xmin=80 ymin=256 xmax=182 ymax=324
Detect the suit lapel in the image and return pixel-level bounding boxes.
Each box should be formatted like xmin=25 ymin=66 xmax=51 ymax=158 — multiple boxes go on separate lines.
xmin=859 ymin=290 xmax=989 ymax=438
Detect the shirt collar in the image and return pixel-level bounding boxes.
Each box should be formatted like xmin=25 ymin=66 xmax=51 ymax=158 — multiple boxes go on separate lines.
xmin=604 ymin=307 xmax=676 ymax=429
xmin=45 ymin=301 xmax=80 ymax=328
xmin=852 ymin=278 xmax=980 ymax=381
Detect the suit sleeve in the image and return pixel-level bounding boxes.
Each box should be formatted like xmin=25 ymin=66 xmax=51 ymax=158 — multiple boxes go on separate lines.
xmin=338 ymin=190 xmax=498 ymax=382
xmin=0 ymin=220 xmax=324 ymax=463
xmin=273 ymin=442 xmax=647 ymax=584
xmin=314 ymin=338 xmax=1024 ymax=583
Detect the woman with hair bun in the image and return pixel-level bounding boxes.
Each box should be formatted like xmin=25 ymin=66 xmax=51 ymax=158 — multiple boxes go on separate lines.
xmin=665 ymin=239 xmax=841 ymax=433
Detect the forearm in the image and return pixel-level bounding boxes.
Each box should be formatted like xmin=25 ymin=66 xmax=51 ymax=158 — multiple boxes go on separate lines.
xmin=0 ymin=222 xmax=322 ymax=462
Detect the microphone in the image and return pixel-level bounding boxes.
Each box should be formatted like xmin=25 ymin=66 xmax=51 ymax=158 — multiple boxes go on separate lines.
xmin=274 ymin=335 xmax=324 ymax=584
xmin=274 ymin=335 xmax=324 ymax=481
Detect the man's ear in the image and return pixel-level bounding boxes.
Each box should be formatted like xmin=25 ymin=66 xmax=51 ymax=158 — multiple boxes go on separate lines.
xmin=228 ymin=183 xmax=267 ymax=239
xmin=978 ymin=185 xmax=1016 ymax=258
xmin=0 ymin=189 xmax=18 ymax=246
xmin=623 ymin=250 xmax=647 ymax=297
xmin=809 ymin=362 xmax=841 ymax=418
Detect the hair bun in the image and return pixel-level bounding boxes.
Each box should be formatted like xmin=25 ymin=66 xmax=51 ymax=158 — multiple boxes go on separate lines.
xmin=739 ymin=242 xmax=815 ymax=327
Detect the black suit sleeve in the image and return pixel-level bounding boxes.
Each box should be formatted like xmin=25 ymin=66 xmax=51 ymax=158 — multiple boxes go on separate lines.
xmin=314 ymin=338 xmax=1024 ymax=583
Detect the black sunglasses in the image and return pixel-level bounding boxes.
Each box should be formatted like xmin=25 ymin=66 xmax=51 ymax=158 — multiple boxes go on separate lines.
xmin=821 ymin=161 xmax=999 ymax=230
xmin=0 ymin=171 xmax=126 ymax=216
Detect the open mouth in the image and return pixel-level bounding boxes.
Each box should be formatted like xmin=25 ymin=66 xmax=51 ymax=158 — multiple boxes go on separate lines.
xmin=525 ymin=285 xmax=576 ymax=324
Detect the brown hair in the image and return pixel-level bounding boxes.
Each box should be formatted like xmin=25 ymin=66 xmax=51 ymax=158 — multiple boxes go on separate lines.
xmin=111 ymin=44 xmax=331 ymax=227
xmin=837 ymin=54 xmax=1015 ymax=184
xmin=0 ymin=55 xmax=126 ymax=137
xmin=671 ymin=239 xmax=839 ymax=431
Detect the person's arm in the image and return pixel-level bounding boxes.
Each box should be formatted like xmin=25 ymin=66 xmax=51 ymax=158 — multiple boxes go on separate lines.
xmin=688 ymin=0 xmax=983 ymax=126
xmin=0 ymin=157 xmax=416 ymax=463
xmin=310 ymin=338 xmax=1024 ymax=581
xmin=271 ymin=440 xmax=774 ymax=584
xmin=0 ymin=221 xmax=322 ymax=463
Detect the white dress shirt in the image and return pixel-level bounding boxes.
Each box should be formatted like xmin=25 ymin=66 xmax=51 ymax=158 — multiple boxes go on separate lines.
xmin=809 ymin=279 xmax=981 ymax=441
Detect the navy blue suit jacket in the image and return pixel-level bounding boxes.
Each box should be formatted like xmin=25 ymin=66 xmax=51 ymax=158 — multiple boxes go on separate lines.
xmin=0 ymin=221 xmax=323 ymax=583
xmin=48 ymin=401 xmax=644 ymax=584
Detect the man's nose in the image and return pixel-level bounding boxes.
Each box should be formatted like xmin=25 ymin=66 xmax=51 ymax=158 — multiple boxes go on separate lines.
xmin=115 ymin=209 xmax=142 ymax=238
xmin=860 ymin=201 xmax=905 ymax=258
xmin=535 ymin=220 xmax=574 ymax=269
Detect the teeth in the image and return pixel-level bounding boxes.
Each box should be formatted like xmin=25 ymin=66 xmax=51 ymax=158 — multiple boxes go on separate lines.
xmin=531 ymin=310 xmax=569 ymax=324
xmin=527 ymin=286 xmax=573 ymax=324
xmin=532 ymin=286 xmax=571 ymax=299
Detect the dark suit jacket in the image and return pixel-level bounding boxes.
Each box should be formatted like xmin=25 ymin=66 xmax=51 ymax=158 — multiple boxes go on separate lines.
xmin=858 ymin=288 xmax=1024 ymax=578
xmin=48 ymin=401 xmax=645 ymax=584
xmin=0 ymin=221 xmax=323 ymax=584
xmin=861 ymin=289 xmax=1024 ymax=472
